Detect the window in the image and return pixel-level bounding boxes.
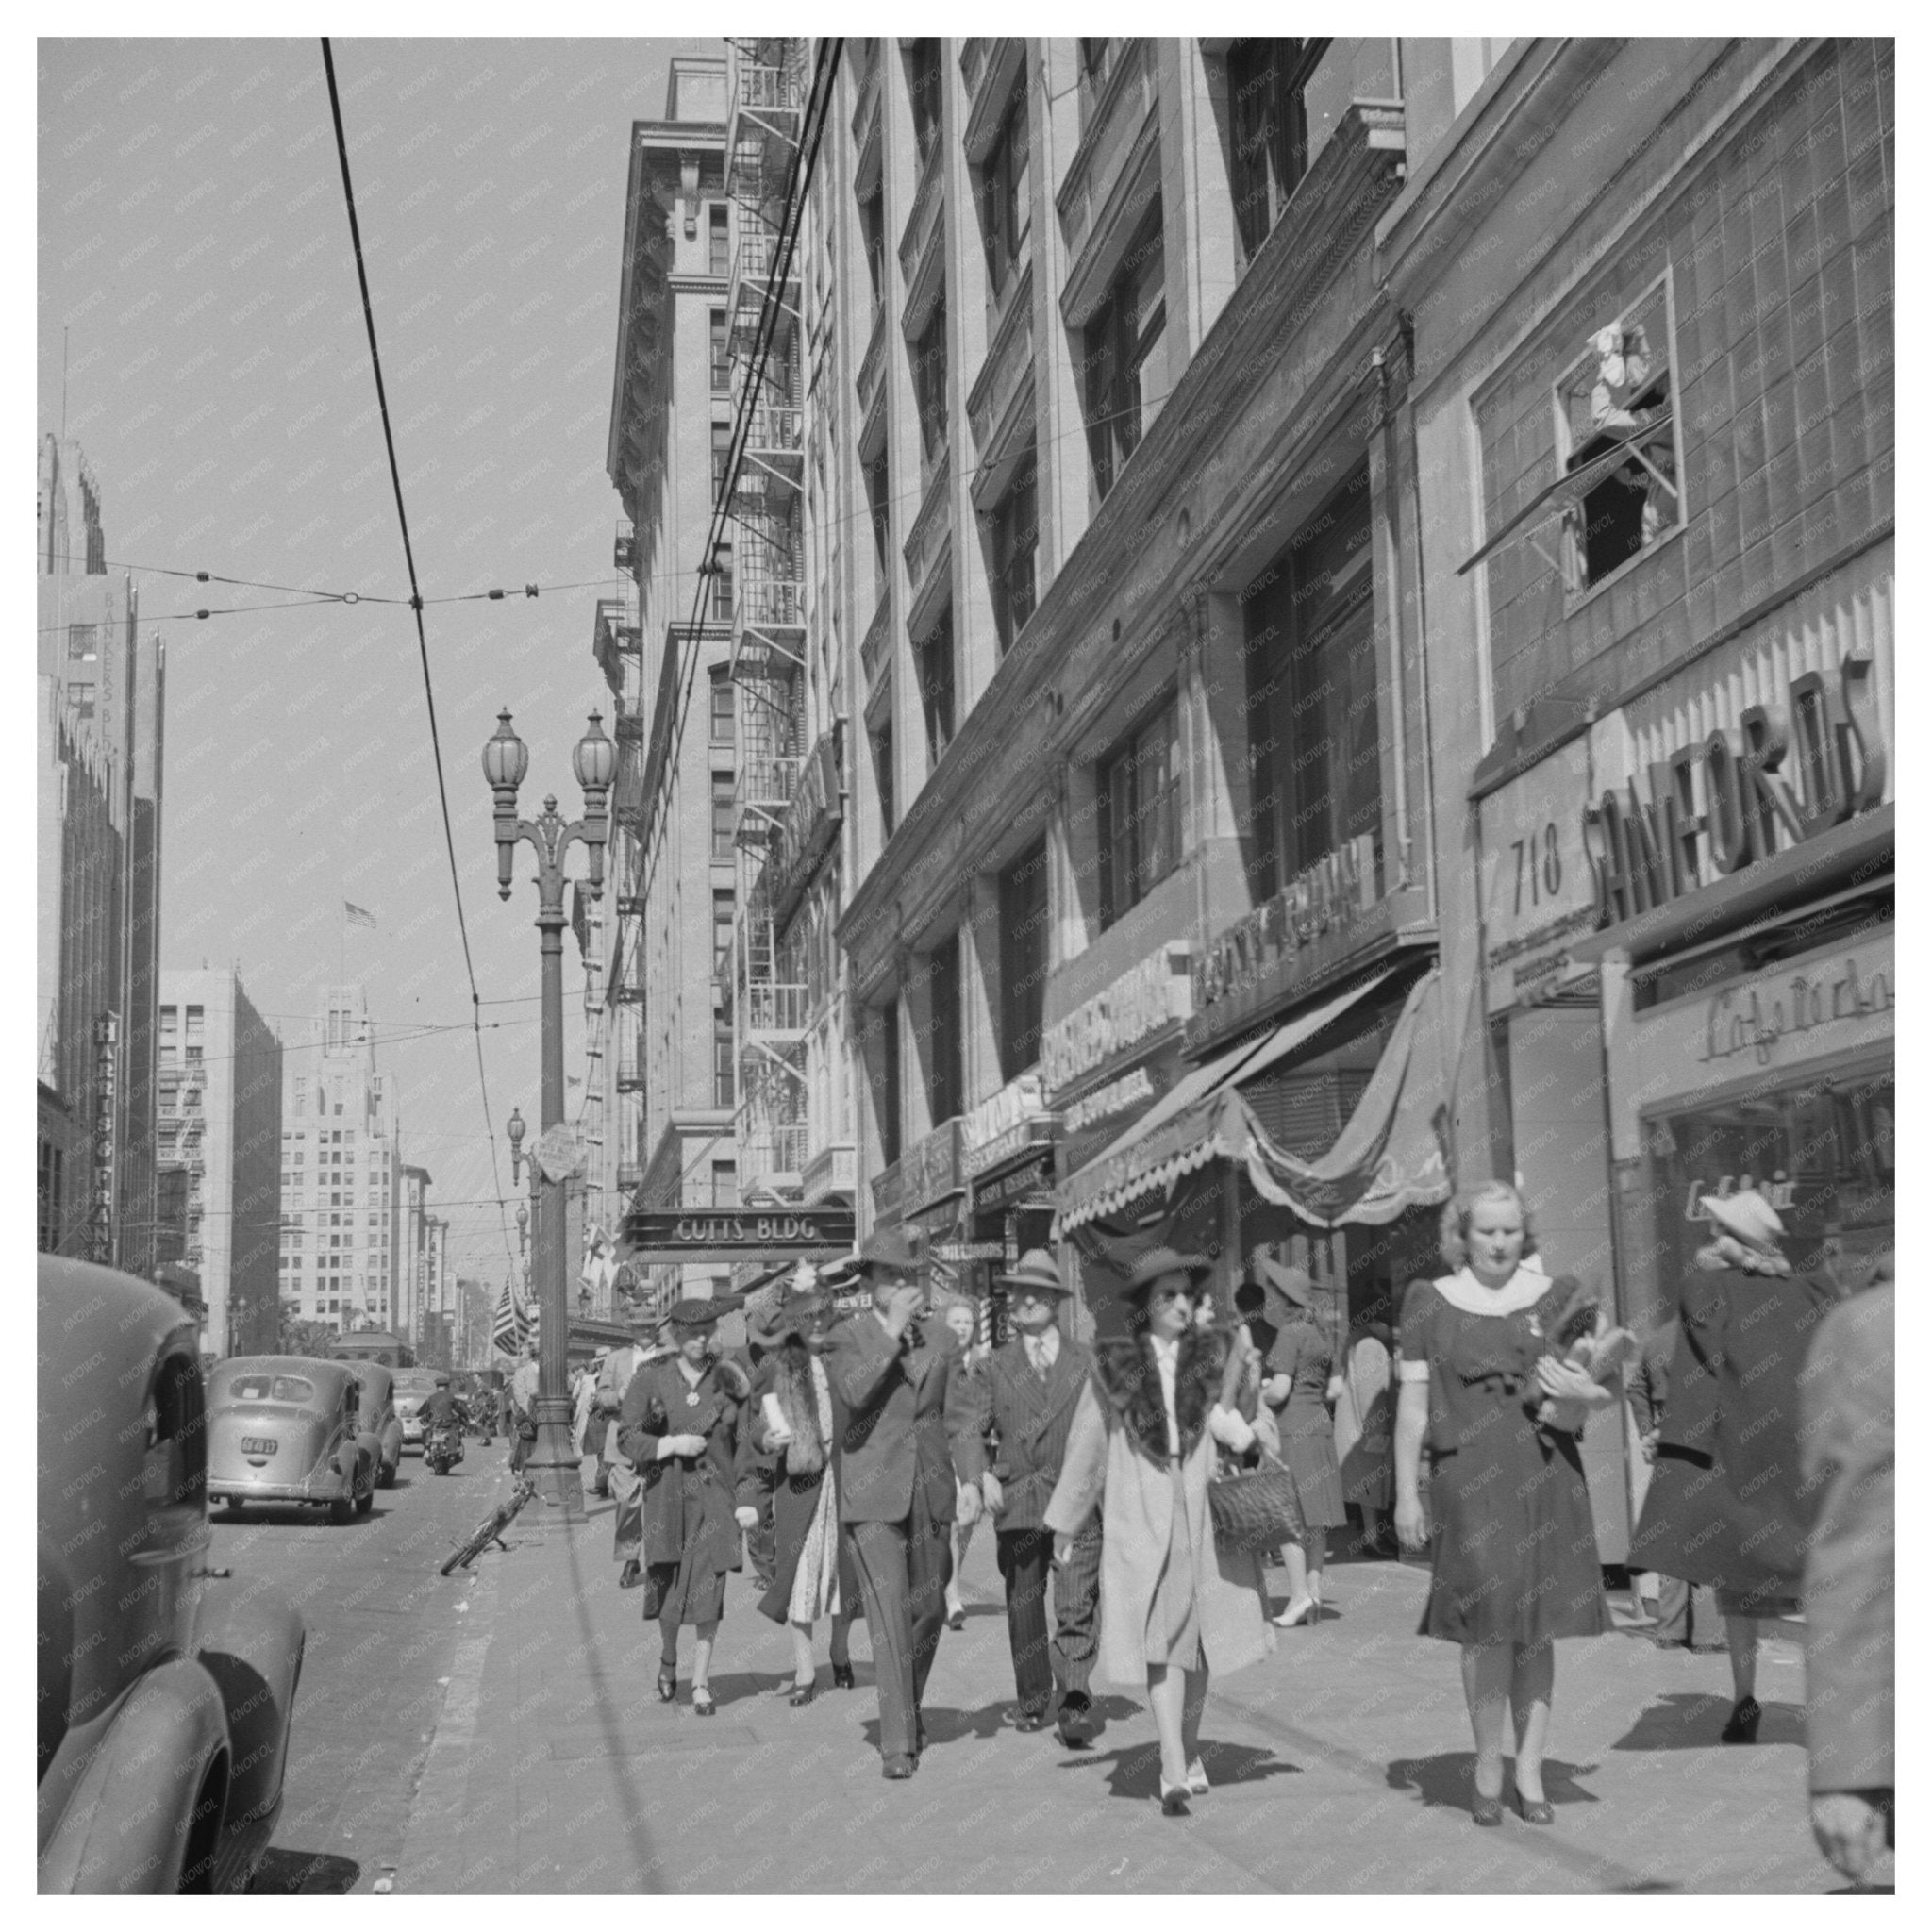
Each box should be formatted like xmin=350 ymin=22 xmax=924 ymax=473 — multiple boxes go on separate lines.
xmin=711 ymin=1158 xmax=738 ymax=1208
xmin=708 ymin=671 xmax=735 ymax=744
xmin=37 ymin=1138 xmax=61 ymax=1254
xmin=709 ymin=205 xmax=730 ymax=277
xmin=1226 ymin=40 xmax=1315 ymax=264
xmin=916 ymin=610 xmax=956 ymax=765
xmin=1241 ymin=461 xmax=1381 ymax=896
xmin=873 ymin=722 xmax=895 ymax=839
xmin=912 ymin=295 xmax=948 ymax=475
xmin=991 ymin=451 xmax=1038 ymax=652
xmin=908 ymin=40 xmax=943 ymax=161
xmin=997 ymin=840 xmax=1049 ymax=1079
xmin=864 ymin=451 xmax=891 ymax=576
xmin=859 ymin=189 xmax=886 ymax=308
xmin=712 ymin=422 xmax=732 ymax=506
xmin=709 ymin=309 xmax=729 ymax=392
xmin=67 ymin=623 xmax=98 ymax=664
xmin=1085 ymin=208 xmax=1166 ymax=504
xmin=160 ymin=1008 xmax=177 ymax=1034
xmin=926 ymin=933 xmax=963 ymax=1126
xmin=979 ymin=81 xmax=1031 ymax=303
xmin=713 ymin=889 xmax=735 ymax=977
xmin=1077 ymin=40 xmax=1121 ymax=126
xmin=711 ymin=774 xmax=736 ymax=859
xmin=878 ymin=997 xmax=902 ymax=1165
xmin=185 ymin=1006 xmax=204 ymax=1038
xmin=1097 ymin=695 xmax=1181 ymax=928
xmin=713 ymin=542 xmax=734 ymax=624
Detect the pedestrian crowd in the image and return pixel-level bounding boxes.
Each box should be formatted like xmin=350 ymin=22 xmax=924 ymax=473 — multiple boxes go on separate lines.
xmin=543 ymin=1176 xmax=1890 ymax=1882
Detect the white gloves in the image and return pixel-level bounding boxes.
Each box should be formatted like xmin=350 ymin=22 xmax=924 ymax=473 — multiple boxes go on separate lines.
xmin=656 ymin=1432 xmax=707 ymax=1460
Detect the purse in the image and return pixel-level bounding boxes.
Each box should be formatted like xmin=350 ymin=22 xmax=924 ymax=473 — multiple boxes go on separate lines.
xmin=1208 ymin=1450 xmax=1304 ymax=1554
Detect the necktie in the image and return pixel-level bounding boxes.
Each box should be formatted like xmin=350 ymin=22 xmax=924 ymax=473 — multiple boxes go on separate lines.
xmin=1027 ymin=1339 xmax=1050 ymax=1381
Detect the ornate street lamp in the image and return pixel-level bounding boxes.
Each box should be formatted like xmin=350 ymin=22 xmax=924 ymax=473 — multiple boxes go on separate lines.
xmin=482 ymin=708 xmax=614 ymax=1520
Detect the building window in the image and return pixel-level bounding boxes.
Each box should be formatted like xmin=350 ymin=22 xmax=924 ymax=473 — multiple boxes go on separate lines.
xmin=908 ymin=39 xmax=943 ymax=162
xmin=978 ymin=79 xmax=1030 ymax=303
xmin=713 ymin=889 xmax=734 ymax=977
xmin=709 ymin=205 xmax=730 ymax=277
xmin=709 ymin=308 xmax=730 ymax=392
xmin=1226 ymin=40 xmax=1315 ymax=264
xmin=712 ymin=774 xmax=736 ymax=859
xmin=160 ymin=1007 xmax=177 ymax=1034
xmin=859 ymin=188 xmax=886 ymax=309
xmin=1084 ymin=208 xmax=1166 ymax=505
xmin=185 ymin=1005 xmax=204 ymax=1038
xmin=1241 ymin=460 xmax=1381 ymax=897
xmin=912 ymin=295 xmax=948 ymax=476
xmin=713 ymin=542 xmax=734 ymax=624
xmin=713 ymin=1025 xmax=735 ymax=1108
xmin=873 ymin=722 xmax=895 ymax=839
xmin=712 ymin=422 xmax=732 ymax=506
xmin=864 ymin=451 xmax=891 ymax=577
xmin=916 ymin=610 xmax=956 ymax=766
xmin=990 ymin=450 xmax=1038 ymax=652
xmin=997 ymin=840 xmax=1049 ymax=1079
xmin=711 ymin=1158 xmax=737 ymax=1208
xmin=67 ymin=623 xmax=99 ymax=663
xmin=1097 ymin=695 xmax=1181 ymax=929
xmin=1077 ymin=40 xmax=1121 ymax=127
xmin=709 ymin=671 xmax=735 ymax=744
xmin=925 ymin=933 xmax=963 ymax=1126
xmin=878 ymin=997 xmax=902 ymax=1166
xmin=37 ymin=1138 xmax=61 ymax=1254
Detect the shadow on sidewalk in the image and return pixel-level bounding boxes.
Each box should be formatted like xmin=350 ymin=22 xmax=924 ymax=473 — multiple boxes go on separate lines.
xmin=1609 ymin=1692 xmax=1803 ymax=1753
xmin=247 ymin=1848 xmax=359 ymax=1894
xmin=1059 ymin=1739 xmax=1301 ymax=1802
xmin=1387 ymin=1751 xmax=1602 ymax=1811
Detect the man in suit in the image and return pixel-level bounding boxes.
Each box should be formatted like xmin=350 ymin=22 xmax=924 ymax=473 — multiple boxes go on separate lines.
xmin=1804 ymin=1268 xmax=1893 ymax=1886
xmin=976 ymin=1249 xmax=1101 ymax=1748
xmin=824 ymin=1228 xmax=984 ymax=1780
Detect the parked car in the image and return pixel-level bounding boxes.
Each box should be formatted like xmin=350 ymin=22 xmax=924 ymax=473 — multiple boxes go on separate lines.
xmin=393 ymin=1372 xmax=442 ymax=1454
xmin=343 ymin=1360 xmax=404 ymax=1487
xmin=38 ymin=1257 xmax=305 ymax=1892
xmin=207 ymin=1357 xmax=381 ymax=1522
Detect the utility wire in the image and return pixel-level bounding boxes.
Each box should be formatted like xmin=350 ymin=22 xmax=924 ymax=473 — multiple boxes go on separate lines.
xmin=322 ymin=37 xmax=515 ymax=1283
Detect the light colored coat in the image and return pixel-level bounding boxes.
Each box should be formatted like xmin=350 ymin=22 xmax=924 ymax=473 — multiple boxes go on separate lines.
xmin=1044 ymin=1375 xmax=1274 ymax=1689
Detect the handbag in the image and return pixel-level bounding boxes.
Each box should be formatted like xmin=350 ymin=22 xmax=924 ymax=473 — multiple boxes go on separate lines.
xmin=1208 ymin=1450 xmax=1304 ymax=1554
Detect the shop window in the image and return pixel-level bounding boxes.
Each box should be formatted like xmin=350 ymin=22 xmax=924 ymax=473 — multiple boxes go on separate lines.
xmin=709 ymin=205 xmax=730 ymax=277
xmin=917 ymin=610 xmax=956 ymax=766
xmin=977 ymin=78 xmax=1031 ymax=305
xmin=990 ymin=450 xmax=1038 ymax=654
xmin=1225 ymin=40 xmax=1317 ymax=264
xmin=1097 ymin=695 xmax=1181 ymax=929
xmin=1084 ymin=208 xmax=1166 ymax=506
xmin=1242 ymin=461 xmax=1381 ymax=898
xmin=997 ymin=840 xmax=1050 ymax=1079
xmin=912 ymin=294 xmax=949 ymax=476
xmin=925 ymin=933 xmax=963 ymax=1125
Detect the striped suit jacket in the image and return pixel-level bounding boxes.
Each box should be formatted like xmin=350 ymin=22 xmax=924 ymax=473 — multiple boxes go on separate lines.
xmin=977 ymin=1333 xmax=1091 ymax=1535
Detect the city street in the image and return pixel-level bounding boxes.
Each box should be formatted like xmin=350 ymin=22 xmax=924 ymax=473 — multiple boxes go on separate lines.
xmin=225 ymin=1443 xmax=1857 ymax=1895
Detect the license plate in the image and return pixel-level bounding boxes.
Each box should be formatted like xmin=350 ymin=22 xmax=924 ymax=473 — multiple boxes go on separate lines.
xmin=240 ymin=1437 xmax=277 ymax=1455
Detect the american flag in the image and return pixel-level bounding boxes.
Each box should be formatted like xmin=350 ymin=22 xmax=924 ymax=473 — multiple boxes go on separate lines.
xmin=491 ymin=1278 xmax=526 ymax=1356
xmin=344 ymin=901 xmax=378 ymax=929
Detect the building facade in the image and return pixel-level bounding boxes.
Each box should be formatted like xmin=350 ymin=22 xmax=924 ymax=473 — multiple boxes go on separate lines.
xmin=157 ymin=971 xmax=283 ymax=1357
xmin=276 ymin=985 xmax=405 ymax=1339
xmin=36 ymin=434 xmax=165 ymax=1277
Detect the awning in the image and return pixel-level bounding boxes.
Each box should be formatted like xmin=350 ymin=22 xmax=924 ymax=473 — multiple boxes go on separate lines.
xmin=1055 ymin=967 xmax=1452 ymax=1235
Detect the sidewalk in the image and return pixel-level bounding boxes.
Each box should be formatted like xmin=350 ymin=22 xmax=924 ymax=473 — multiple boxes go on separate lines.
xmin=395 ymin=1475 xmax=1839 ymax=1893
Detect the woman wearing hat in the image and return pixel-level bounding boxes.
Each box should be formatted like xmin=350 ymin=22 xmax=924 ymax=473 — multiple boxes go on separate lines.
xmin=1628 ymin=1188 xmax=1844 ymax=1746
xmin=746 ymin=1275 xmax=860 ymax=1704
xmin=616 ymin=1298 xmax=763 ymax=1714
xmin=1251 ymin=1259 xmax=1349 ymax=1627
xmin=1393 ymin=1182 xmax=1614 ymax=1825
xmin=1044 ymin=1246 xmax=1274 ymax=1816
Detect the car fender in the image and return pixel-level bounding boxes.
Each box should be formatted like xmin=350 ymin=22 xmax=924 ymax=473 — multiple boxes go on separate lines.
xmin=37 ymin=1655 xmax=228 ymax=1894
xmin=354 ymin=1430 xmax=383 ymax=1481
xmin=192 ymin=1576 xmax=304 ymax=1828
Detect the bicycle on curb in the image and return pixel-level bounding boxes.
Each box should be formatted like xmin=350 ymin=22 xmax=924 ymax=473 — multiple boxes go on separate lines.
xmin=440 ymin=1475 xmax=541 ymax=1575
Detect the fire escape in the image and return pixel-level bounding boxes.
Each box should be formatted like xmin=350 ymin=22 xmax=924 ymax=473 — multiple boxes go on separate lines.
xmin=604 ymin=519 xmax=647 ymax=1202
xmin=724 ymin=39 xmax=810 ymax=1193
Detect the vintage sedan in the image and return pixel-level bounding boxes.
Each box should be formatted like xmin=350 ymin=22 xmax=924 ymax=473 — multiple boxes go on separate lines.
xmin=39 ymin=1257 xmax=305 ymax=1892
xmin=344 ymin=1360 xmax=404 ymax=1487
xmin=207 ymin=1357 xmax=381 ymax=1521
xmin=393 ymin=1372 xmax=442 ymax=1453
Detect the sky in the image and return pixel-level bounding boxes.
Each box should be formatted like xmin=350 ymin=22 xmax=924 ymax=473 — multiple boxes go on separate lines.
xmin=39 ymin=36 xmax=713 ymax=1287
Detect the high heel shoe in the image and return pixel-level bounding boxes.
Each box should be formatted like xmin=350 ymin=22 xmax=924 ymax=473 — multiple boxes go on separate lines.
xmin=1184 ymin=1757 xmax=1210 ymax=1796
xmin=1159 ymin=1784 xmax=1191 ymax=1818
xmin=788 ymin=1677 xmax=817 ymax=1707
xmin=691 ymin=1684 xmax=716 ymax=1717
xmin=1272 ymin=1596 xmax=1316 ymax=1628
xmin=1512 ymin=1790 xmax=1555 ymax=1825
xmin=656 ymin=1663 xmax=676 ymax=1704
xmin=945 ymin=1606 xmax=966 ymax=1632
xmin=830 ymin=1659 xmax=855 ymax=1690
xmin=1720 ymin=1695 xmax=1762 ymax=1744
xmin=1470 ymin=1792 xmax=1505 ymax=1827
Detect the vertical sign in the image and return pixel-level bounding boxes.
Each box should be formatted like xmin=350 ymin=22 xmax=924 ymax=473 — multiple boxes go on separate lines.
xmin=91 ymin=1010 xmax=119 ymax=1266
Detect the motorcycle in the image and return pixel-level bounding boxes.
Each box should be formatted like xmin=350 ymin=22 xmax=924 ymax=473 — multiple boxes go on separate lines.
xmin=424 ymin=1418 xmax=464 ymax=1475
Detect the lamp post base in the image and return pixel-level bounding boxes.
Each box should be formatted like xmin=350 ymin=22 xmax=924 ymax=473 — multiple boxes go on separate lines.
xmin=524 ymin=1402 xmax=586 ymax=1523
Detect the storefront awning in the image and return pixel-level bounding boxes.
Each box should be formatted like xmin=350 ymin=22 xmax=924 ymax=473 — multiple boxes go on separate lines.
xmin=1056 ymin=966 xmax=1453 ymax=1234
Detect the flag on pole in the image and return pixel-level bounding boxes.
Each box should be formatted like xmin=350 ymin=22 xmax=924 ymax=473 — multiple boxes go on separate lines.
xmin=344 ymin=901 xmax=378 ymax=929
xmin=491 ymin=1279 xmax=525 ymax=1356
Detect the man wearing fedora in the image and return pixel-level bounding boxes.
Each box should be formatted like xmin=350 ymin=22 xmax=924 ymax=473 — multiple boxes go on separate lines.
xmin=976 ymin=1249 xmax=1102 ymax=1747
xmin=824 ymin=1227 xmax=986 ymax=1779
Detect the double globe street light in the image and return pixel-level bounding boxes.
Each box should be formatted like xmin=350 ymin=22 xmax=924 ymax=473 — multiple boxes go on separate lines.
xmin=482 ymin=706 xmax=616 ymax=1520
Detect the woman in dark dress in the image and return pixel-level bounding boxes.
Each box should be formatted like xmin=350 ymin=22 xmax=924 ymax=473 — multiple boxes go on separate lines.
xmin=1253 ymin=1260 xmax=1348 ymax=1626
xmin=616 ymin=1298 xmax=762 ymax=1715
xmin=747 ymin=1283 xmax=860 ymax=1703
xmin=1393 ymin=1183 xmax=1615 ymax=1825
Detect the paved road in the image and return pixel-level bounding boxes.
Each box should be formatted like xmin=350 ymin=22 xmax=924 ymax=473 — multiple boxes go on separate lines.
xmin=210 ymin=1436 xmax=513 ymax=1894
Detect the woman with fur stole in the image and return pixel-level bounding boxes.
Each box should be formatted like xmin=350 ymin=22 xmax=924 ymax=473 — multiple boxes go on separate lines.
xmin=747 ymin=1283 xmax=860 ymax=1703
xmin=1044 ymin=1247 xmax=1275 ymax=1816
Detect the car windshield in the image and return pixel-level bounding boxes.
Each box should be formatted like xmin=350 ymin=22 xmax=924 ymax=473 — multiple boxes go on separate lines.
xmin=228 ymin=1373 xmax=315 ymax=1404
